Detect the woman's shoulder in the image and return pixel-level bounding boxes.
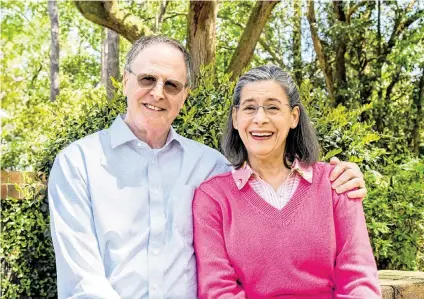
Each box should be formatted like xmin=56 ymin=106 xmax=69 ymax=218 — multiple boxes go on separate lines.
xmin=311 ymin=162 xmax=335 ymax=184
xmin=196 ymin=171 xmax=235 ymax=193
xmin=193 ymin=171 xmax=236 ymax=210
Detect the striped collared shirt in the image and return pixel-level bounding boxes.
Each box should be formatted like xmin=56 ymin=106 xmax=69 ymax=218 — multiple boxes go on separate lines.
xmin=232 ymin=159 xmax=313 ymax=210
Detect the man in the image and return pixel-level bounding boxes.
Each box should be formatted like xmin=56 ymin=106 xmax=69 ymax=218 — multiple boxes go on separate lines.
xmin=48 ymin=36 xmax=367 ymax=299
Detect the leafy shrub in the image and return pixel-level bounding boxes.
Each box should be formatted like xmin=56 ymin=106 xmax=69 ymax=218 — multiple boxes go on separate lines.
xmin=1 ymin=185 xmax=56 ymax=298
xmin=364 ymin=158 xmax=424 ymax=270
xmin=300 ymin=80 xmax=383 ymax=166
xmin=173 ymin=65 xmax=235 ymax=150
xmin=35 ymin=87 xmax=126 ymax=176
xmin=301 ymin=81 xmax=424 ymax=270
xmin=2 ymin=87 xmax=125 ymax=298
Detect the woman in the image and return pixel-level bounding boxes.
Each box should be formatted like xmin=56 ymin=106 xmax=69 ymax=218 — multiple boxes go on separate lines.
xmin=193 ymin=65 xmax=381 ymax=298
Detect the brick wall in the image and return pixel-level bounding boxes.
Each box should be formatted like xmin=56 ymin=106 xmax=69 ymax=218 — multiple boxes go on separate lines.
xmin=1 ymin=170 xmax=46 ymax=200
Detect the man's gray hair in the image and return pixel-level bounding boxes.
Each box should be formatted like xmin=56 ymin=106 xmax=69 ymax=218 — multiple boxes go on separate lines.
xmin=124 ymin=36 xmax=193 ymax=88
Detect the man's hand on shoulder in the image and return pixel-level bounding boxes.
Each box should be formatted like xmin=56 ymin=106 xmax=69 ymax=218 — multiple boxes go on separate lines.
xmin=329 ymin=157 xmax=366 ymax=200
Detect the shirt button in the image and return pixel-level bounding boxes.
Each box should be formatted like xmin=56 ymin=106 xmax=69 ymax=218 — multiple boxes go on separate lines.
xmin=152 ymin=249 xmax=159 ymax=255
xmin=137 ymin=142 xmax=142 ymax=147
xmin=152 ymin=283 xmax=159 ymax=290
xmin=152 ymin=188 xmax=158 ymax=195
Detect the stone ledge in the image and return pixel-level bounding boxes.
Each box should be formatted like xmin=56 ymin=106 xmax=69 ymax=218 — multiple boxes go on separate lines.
xmin=379 ymin=270 xmax=424 ymax=299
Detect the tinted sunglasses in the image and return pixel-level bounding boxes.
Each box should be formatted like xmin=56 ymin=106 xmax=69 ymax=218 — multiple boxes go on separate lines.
xmin=127 ymin=68 xmax=186 ymax=95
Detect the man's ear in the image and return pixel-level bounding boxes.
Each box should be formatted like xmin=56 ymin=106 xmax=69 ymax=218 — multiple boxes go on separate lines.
xmin=182 ymin=87 xmax=190 ymax=103
xmin=123 ymin=70 xmax=129 ymax=96
xmin=232 ymin=107 xmax=238 ymax=130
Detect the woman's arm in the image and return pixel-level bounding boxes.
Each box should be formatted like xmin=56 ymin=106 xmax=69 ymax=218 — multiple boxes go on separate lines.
xmin=193 ymin=187 xmax=246 ymax=299
xmin=332 ymin=189 xmax=382 ymax=298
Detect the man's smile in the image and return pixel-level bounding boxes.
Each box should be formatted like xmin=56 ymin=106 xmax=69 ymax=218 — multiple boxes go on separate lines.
xmin=143 ymin=103 xmax=165 ymax=111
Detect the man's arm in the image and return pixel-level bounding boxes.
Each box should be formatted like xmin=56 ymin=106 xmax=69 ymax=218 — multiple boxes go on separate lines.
xmin=48 ymin=151 xmax=120 ymax=299
xmin=329 ymin=157 xmax=367 ymax=199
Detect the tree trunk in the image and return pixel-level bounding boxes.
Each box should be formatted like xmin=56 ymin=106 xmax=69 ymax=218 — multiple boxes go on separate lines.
xmin=48 ymin=0 xmax=60 ymax=102
xmin=292 ymin=0 xmax=302 ymax=87
xmin=227 ymin=0 xmax=279 ymax=81
xmin=413 ymin=68 xmax=424 ymax=155
xmin=307 ymin=0 xmax=335 ymax=105
xmin=101 ymin=28 xmax=120 ymax=101
xmin=74 ymin=0 xmax=152 ymax=43
xmin=187 ymin=0 xmax=218 ymax=86
xmin=377 ymin=0 xmax=381 ymax=56
xmin=333 ymin=0 xmax=347 ymax=106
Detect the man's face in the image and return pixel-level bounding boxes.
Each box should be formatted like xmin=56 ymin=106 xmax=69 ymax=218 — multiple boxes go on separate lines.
xmin=123 ymin=43 xmax=189 ymax=136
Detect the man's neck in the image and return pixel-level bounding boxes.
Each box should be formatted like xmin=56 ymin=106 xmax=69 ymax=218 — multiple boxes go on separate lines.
xmin=124 ymin=117 xmax=170 ymax=149
xmin=141 ymin=130 xmax=170 ymax=149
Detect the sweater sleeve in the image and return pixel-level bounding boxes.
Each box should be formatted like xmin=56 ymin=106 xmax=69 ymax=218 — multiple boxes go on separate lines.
xmin=332 ymin=190 xmax=382 ymax=298
xmin=193 ymin=186 xmax=246 ymax=299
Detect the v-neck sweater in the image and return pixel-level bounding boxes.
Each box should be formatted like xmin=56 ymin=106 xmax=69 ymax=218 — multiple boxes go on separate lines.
xmin=193 ymin=162 xmax=381 ymax=299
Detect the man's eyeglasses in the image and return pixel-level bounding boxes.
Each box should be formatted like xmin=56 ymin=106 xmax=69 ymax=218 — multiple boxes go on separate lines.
xmin=127 ymin=68 xmax=187 ymax=95
xmin=235 ymin=103 xmax=291 ymax=116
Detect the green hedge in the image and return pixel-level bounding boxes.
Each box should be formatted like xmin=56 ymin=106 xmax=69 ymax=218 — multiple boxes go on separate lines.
xmin=2 ymin=69 xmax=423 ymax=297
xmin=364 ymin=159 xmax=424 ymax=270
xmin=1 ymin=186 xmax=56 ymax=298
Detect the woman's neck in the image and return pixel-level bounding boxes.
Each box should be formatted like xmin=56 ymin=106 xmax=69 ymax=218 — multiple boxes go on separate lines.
xmin=248 ymin=155 xmax=291 ymax=191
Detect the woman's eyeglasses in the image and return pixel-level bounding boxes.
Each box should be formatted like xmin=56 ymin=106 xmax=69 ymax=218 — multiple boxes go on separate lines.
xmin=127 ymin=68 xmax=186 ymax=95
xmin=234 ymin=103 xmax=291 ymax=116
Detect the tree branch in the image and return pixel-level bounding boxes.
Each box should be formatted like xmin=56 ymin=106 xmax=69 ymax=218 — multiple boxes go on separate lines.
xmin=385 ymin=8 xmax=424 ymax=56
xmin=154 ymin=0 xmax=168 ymax=33
xmin=333 ymin=0 xmax=348 ymax=105
xmin=292 ymin=0 xmax=302 ymax=86
xmin=227 ymin=0 xmax=279 ymax=80
xmin=385 ymin=67 xmax=402 ymax=103
xmin=162 ymin=12 xmax=187 ymax=22
xmin=219 ymin=13 xmax=283 ymax=67
xmin=48 ymin=0 xmax=60 ymax=102
xmin=407 ymin=0 xmax=417 ymax=11
xmin=30 ymin=63 xmax=43 ymax=90
xmin=73 ymin=0 xmax=152 ymax=43
xmin=346 ymin=0 xmax=368 ymax=23
xmin=413 ymin=67 xmax=423 ymax=154
xmin=259 ymin=38 xmax=284 ymax=67
xmin=307 ymin=0 xmax=335 ymax=105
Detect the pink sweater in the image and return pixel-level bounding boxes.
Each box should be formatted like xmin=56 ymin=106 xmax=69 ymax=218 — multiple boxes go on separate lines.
xmin=193 ymin=163 xmax=381 ymax=299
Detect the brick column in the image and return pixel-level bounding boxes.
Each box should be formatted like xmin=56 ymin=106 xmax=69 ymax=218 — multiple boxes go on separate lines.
xmin=1 ymin=171 xmax=46 ymax=200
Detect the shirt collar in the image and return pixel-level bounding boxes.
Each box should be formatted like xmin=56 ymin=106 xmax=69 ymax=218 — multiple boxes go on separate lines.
xmin=232 ymin=158 xmax=313 ymax=190
xmin=109 ymin=114 xmax=181 ymax=149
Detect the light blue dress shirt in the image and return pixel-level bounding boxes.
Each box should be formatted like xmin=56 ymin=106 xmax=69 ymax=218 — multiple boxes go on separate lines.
xmin=48 ymin=115 xmax=230 ymax=299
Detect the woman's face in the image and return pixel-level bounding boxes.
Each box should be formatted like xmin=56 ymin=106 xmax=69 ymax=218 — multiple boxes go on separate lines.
xmin=232 ymin=80 xmax=300 ymax=163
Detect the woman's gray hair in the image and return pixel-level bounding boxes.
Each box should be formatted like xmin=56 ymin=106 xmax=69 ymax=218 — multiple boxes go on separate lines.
xmin=222 ymin=64 xmax=320 ymax=169
xmin=124 ymin=35 xmax=193 ymax=88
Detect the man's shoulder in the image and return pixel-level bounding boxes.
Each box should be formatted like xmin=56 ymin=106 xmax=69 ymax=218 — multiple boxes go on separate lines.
xmin=177 ymin=134 xmax=227 ymax=163
xmin=56 ymin=129 xmax=107 ymax=161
